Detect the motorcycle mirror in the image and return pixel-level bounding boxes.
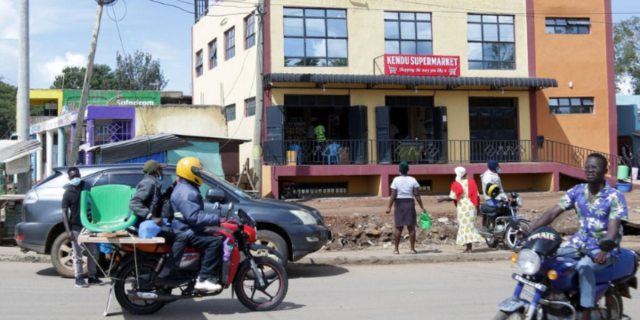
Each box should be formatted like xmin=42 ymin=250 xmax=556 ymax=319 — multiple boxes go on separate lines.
xmin=598 ymin=238 xmax=617 ymax=252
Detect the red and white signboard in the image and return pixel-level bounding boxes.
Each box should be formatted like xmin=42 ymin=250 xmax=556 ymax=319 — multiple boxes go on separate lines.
xmin=384 ymin=54 xmax=460 ymax=77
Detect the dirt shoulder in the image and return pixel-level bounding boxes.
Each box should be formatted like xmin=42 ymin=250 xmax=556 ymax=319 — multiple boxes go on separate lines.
xmin=295 ymin=191 xmax=640 ymax=251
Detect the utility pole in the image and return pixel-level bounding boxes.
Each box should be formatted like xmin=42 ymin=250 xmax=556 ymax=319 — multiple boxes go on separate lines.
xmin=68 ymin=1 xmax=106 ymax=165
xmin=17 ymin=0 xmax=31 ymax=193
xmin=252 ymin=0 xmax=265 ymax=195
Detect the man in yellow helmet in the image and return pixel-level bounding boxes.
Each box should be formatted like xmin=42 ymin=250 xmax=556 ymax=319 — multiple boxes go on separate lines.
xmin=170 ymin=157 xmax=224 ymax=292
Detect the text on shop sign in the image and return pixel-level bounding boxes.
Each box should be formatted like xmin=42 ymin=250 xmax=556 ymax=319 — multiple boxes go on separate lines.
xmin=384 ymin=54 xmax=460 ymax=77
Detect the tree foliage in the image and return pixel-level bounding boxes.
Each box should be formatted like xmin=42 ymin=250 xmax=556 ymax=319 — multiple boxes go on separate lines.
xmin=114 ymin=50 xmax=168 ymax=90
xmin=50 ymin=51 xmax=168 ymax=91
xmin=51 ymin=64 xmax=117 ymax=90
xmin=614 ymin=17 xmax=640 ymax=94
xmin=0 ymin=79 xmax=17 ymax=139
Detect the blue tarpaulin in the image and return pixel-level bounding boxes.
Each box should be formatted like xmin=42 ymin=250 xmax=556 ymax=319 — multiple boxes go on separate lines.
xmin=113 ymin=152 xmax=167 ymax=164
xmin=167 ymin=141 xmax=224 ymax=178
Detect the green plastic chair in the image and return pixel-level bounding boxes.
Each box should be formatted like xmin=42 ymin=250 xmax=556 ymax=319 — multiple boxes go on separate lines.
xmin=80 ymin=184 xmax=138 ymax=233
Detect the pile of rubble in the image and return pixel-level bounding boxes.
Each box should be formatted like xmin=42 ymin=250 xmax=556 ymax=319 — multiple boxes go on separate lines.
xmin=322 ymin=209 xmax=580 ymax=251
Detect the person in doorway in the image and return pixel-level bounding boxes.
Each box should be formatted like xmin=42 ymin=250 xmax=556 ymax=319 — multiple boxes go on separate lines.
xmin=390 ymin=123 xmax=400 ymax=140
xmin=480 ymin=160 xmax=507 ymax=202
xmin=621 ymin=142 xmax=633 ymax=168
xmin=437 ymin=167 xmax=484 ymax=253
xmin=385 ymin=162 xmax=425 ymax=255
xmin=128 ymin=160 xmax=188 ymax=286
xmin=171 ymin=157 xmax=224 ymax=292
xmin=306 ymin=121 xmax=317 ymax=164
xmin=61 ymin=167 xmax=104 ymax=288
xmin=520 ymin=153 xmax=628 ymax=320
xmin=314 ymin=121 xmax=327 ymax=162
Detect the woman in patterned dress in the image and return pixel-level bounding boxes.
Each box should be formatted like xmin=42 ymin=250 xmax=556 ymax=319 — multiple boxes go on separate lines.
xmin=437 ymin=166 xmax=485 ymax=253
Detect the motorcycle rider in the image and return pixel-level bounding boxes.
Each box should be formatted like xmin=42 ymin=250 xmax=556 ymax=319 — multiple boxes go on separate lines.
xmin=128 ymin=160 xmax=187 ymax=286
xmin=521 ymin=153 xmax=629 ymax=320
xmin=171 ymin=157 xmax=224 ymax=292
xmin=480 ymin=160 xmax=507 ymax=201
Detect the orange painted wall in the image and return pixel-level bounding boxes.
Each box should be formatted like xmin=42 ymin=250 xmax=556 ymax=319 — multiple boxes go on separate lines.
xmin=533 ymin=0 xmax=612 ymax=155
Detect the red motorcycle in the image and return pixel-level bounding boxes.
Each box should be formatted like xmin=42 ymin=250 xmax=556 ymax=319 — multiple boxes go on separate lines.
xmin=111 ymin=202 xmax=288 ymax=315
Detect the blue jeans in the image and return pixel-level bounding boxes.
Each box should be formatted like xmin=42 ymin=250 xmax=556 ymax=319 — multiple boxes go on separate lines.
xmin=557 ymin=246 xmax=613 ymax=308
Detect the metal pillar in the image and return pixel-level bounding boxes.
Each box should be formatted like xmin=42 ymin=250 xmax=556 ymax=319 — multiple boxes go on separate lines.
xmin=86 ymin=119 xmax=94 ymax=165
xmin=36 ymin=133 xmax=43 ymax=182
xmin=57 ymin=127 xmax=66 ymax=167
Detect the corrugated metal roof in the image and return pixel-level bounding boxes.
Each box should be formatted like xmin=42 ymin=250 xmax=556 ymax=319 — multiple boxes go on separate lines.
xmin=0 ymin=140 xmax=42 ymax=163
xmin=264 ymin=73 xmax=558 ymax=88
xmin=99 ymin=133 xmax=192 ymax=163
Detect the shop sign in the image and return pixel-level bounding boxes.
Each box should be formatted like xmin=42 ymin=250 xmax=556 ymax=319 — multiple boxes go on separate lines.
xmin=29 ymin=112 xmax=78 ymax=134
xmin=384 ymin=54 xmax=460 ymax=77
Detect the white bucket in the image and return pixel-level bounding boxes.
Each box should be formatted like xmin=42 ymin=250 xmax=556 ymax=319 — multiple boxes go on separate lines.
xmin=633 ymin=167 xmax=639 ymax=180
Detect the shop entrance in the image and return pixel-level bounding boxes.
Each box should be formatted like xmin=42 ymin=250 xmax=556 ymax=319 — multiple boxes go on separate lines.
xmin=376 ymin=96 xmax=447 ymax=164
xmin=263 ymin=95 xmax=368 ymax=165
xmin=469 ymin=97 xmax=519 ymax=162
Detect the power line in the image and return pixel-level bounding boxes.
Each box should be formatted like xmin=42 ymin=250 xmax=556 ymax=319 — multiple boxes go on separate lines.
xmin=148 ymin=0 xmax=193 ymax=14
xmin=0 ymin=75 xmax=18 ymax=85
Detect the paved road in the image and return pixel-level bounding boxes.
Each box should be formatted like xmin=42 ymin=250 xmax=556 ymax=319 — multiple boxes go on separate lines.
xmin=0 ymin=261 xmax=638 ymax=319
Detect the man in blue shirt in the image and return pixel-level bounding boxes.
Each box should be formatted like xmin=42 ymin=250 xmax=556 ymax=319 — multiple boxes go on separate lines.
xmin=525 ymin=153 xmax=628 ymax=320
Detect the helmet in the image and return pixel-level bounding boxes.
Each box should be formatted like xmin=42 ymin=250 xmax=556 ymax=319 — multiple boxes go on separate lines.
xmin=176 ymin=157 xmax=204 ymax=186
xmin=486 ymin=183 xmax=502 ymax=199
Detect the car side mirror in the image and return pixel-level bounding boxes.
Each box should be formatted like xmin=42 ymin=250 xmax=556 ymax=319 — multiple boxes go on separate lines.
xmin=206 ymin=188 xmax=226 ymax=202
xmin=599 ymin=238 xmax=617 ymax=252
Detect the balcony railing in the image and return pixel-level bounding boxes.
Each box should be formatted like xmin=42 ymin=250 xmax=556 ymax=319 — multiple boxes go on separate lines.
xmin=263 ymin=139 xmax=620 ymax=175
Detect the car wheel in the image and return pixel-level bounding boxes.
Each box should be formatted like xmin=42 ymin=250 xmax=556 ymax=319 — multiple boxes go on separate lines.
xmin=252 ymin=230 xmax=288 ymax=268
xmin=51 ymin=232 xmax=87 ymax=278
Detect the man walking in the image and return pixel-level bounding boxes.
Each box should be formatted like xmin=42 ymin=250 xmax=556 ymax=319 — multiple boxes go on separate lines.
xmin=61 ymin=167 xmax=104 ymax=288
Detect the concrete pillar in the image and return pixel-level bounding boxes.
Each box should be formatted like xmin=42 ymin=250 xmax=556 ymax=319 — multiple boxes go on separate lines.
xmin=36 ymin=133 xmax=43 ymax=182
xmin=45 ymin=130 xmax=53 ymax=177
xmin=57 ymin=127 xmax=66 ymax=167
xmin=86 ymin=119 xmax=94 ymax=165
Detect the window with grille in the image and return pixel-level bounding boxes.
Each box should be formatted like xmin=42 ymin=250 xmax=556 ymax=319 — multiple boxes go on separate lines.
xmin=226 ymin=104 xmax=236 ymax=121
xmin=195 ymin=50 xmax=203 ymax=76
xmin=209 ymin=39 xmax=217 ymax=69
xmin=225 ymin=27 xmax=235 ymax=60
xmin=283 ymin=8 xmax=348 ymax=67
xmin=384 ymin=12 xmax=432 ymax=55
xmin=467 ymin=14 xmax=515 ymax=70
xmin=549 ymin=98 xmax=594 ymax=114
xmin=545 ymin=18 xmax=590 ymax=34
xmin=245 ymin=14 xmax=256 ymax=49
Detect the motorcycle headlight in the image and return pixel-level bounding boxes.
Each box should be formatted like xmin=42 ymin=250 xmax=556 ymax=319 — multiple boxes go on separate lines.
xmin=516 ymin=249 xmax=541 ymax=275
xmin=516 ymin=195 xmax=523 ymax=207
xmin=290 ymin=210 xmax=318 ymax=225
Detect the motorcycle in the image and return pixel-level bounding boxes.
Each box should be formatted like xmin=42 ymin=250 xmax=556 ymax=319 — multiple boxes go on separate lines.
xmin=110 ymin=198 xmax=289 ymax=315
xmin=495 ymin=225 xmax=639 ymax=320
xmin=478 ymin=191 xmax=531 ymax=250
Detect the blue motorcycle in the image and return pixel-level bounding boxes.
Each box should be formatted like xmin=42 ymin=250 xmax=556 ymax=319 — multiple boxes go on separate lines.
xmin=495 ymin=226 xmax=639 ymax=320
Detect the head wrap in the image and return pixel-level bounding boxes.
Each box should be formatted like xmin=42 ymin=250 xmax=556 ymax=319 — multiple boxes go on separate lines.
xmin=488 ymin=160 xmax=499 ymax=171
xmin=455 ymin=166 xmax=466 ymax=181
xmin=399 ymin=161 xmax=409 ymax=175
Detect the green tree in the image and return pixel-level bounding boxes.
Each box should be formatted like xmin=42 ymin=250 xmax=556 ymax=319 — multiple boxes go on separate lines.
xmin=0 ymin=79 xmax=17 ymax=139
xmin=613 ymin=17 xmax=640 ymax=94
xmin=114 ymin=50 xmax=168 ymax=90
xmin=50 ymin=64 xmax=118 ymax=90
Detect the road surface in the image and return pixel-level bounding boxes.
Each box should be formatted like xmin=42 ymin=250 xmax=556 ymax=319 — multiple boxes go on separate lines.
xmin=0 ymin=261 xmax=637 ymax=319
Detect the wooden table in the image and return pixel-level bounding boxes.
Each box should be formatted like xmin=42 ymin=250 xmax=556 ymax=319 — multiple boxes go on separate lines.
xmin=77 ymin=233 xmax=165 ymax=316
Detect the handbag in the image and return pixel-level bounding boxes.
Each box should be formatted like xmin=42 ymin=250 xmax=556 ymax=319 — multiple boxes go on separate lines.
xmin=419 ymin=211 xmax=432 ymax=230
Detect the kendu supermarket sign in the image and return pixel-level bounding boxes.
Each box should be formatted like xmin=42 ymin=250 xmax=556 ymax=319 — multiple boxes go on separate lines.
xmin=384 ymin=54 xmax=460 ymax=77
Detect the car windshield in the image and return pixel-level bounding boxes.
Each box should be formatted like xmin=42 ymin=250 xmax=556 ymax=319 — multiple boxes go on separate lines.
xmin=200 ymin=169 xmax=256 ymax=200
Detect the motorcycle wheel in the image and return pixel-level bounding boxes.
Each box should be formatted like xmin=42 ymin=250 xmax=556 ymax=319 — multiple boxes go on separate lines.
xmin=484 ymin=222 xmax=499 ymax=248
xmin=602 ymin=290 xmax=623 ymax=320
xmin=492 ymin=311 xmax=525 ymax=320
xmin=234 ymin=256 xmax=288 ymax=311
xmin=114 ymin=258 xmax=167 ymax=315
xmin=505 ymin=221 xmax=531 ymax=250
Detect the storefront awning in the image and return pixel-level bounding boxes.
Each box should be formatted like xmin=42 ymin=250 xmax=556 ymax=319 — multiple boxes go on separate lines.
xmin=264 ymin=73 xmax=558 ymax=89
xmin=0 ymin=140 xmax=42 ymax=174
